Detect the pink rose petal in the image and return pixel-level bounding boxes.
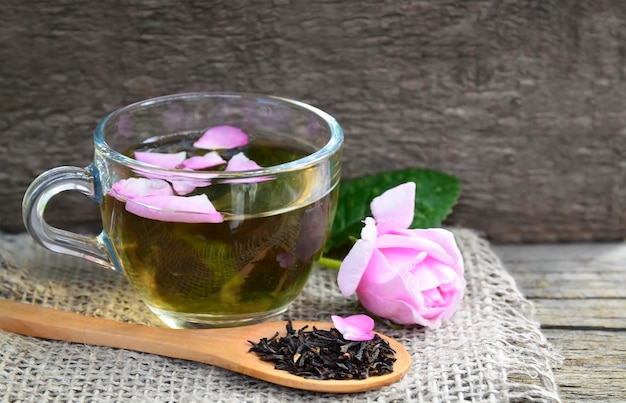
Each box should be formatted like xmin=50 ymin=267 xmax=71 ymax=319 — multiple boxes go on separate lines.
xmin=357 ymin=288 xmax=432 ymax=327
xmin=331 ymin=314 xmax=376 ymax=341
xmin=375 ymin=232 xmax=456 ymax=266
xmin=408 ymin=260 xmax=443 ymax=290
xmin=402 ymin=228 xmax=465 ymax=276
xmin=420 ymin=259 xmax=459 ymax=286
xmin=276 ymin=252 xmax=294 ymax=268
xmin=109 ymin=178 xmax=174 ymax=201
xmin=337 ymin=217 xmax=377 ymax=297
xmin=125 ymin=194 xmax=224 ymax=223
xmin=223 ymin=152 xmax=271 ymax=184
xmin=169 ymin=178 xmax=212 ymax=195
xmin=225 ymin=152 xmax=263 ymax=171
xmin=370 ymin=182 xmax=416 ymax=235
xmin=134 ymin=151 xmax=187 ymax=168
xmin=181 ymin=151 xmax=227 ymax=170
xmin=193 ymin=125 xmax=249 ymax=150
xmin=359 ymin=248 xmax=423 ymax=305
xmin=129 ymin=168 xmax=214 ymax=195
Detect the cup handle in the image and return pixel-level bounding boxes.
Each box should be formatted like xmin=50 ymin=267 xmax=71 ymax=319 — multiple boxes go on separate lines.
xmin=22 ymin=165 xmax=116 ymax=270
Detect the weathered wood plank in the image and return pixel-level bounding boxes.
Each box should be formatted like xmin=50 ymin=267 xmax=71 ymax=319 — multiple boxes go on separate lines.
xmin=543 ymin=329 xmax=626 ymax=402
xmin=533 ymin=299 xmax=626 ymax=329
xmin=495 ymin=243 xmax=626 ymax=298
xmin=2 ymin=0 xmax=626 ymax=243
xmin=497 ymin=243 xmax=626 ymax=402
xmin=494 ymin=242 xmax=626 ymax=265
xmin=504 ymin=275 xmax=626 ymax=299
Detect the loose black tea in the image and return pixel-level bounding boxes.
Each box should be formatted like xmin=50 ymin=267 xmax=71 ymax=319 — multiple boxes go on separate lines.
xmin=248 ymin=321 xmax=396 ymax=380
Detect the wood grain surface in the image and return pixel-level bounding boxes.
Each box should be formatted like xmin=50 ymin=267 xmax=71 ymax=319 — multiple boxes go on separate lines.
xmin=1 ymin=1 xmax=625 ymax=242
xmin=495 ymin=243 xmax=626 ymax=402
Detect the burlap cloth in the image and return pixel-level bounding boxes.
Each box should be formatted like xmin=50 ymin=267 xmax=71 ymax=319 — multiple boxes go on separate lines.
xmin=0 ymin=229 xmax=562 ymax=402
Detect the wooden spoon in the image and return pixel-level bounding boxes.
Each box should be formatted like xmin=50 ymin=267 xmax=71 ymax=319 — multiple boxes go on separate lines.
xmin=0 ymin=299 xmax=411 ymax=394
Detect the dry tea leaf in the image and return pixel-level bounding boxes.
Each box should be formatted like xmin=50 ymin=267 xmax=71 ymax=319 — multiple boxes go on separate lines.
xmin=248 ymin=321 xmax=396 ymax=380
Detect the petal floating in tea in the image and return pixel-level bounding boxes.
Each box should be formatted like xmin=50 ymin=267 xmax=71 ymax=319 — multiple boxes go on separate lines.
xmin=225 ymin=152 xmax=263 ymax=171
xmin=181 ymin=151 xmax=227 ymax=170
xmin=125 ymin=194 xmax=224 ymax=223
xmin=134 ymin=151 xmax=187 ymax=168
xmin=128 ymin=167 xmax=214 ymax=195
xmin=276 ymin=251 xmax=294 ymax=268
xmin=194 ymin=125 xmax=249 ymax=150
xmin=223 ymin=152 xmax=271 ymax=184
xmin=109 ymin=178 xmax=174 ymax=201
xmin=169 ymin=176 xmax=214 ymax=196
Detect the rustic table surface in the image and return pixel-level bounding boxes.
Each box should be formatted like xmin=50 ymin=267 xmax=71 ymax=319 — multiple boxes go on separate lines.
xmin=493 ymin=242 xmax=626 ymax=402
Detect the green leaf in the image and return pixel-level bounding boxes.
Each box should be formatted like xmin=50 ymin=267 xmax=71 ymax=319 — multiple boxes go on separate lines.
xmin=325 ymin=168 xmax=461 ymax=252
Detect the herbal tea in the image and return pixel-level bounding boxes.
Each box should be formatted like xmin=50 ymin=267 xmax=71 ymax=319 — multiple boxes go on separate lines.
xmin=101 ymin=134 xmax=336 ymax=326
xmin=24 ymin=93 xmax=343 ymax=329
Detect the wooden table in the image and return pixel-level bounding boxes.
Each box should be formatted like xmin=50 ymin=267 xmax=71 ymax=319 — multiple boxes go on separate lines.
xmin=493 ymin=242 xmax=626 ymax=402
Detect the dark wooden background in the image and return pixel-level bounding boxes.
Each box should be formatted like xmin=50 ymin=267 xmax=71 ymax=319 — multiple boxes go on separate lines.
xmin=1 ymin=0 xmax=625 ymax=243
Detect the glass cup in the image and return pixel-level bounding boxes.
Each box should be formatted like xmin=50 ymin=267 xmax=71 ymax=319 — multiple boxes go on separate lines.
xmin=22 ymin=92 xmax=343 ymax=328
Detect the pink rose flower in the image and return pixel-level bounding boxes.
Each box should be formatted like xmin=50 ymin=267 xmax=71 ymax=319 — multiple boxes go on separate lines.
xmin=337 ymin=182 xmax=465 ymax=329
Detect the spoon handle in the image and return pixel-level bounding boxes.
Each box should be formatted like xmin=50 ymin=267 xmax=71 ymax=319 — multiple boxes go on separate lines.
xmin=0 ymin=299 xmax=195 ymax=357
xmin=0 ymin=300 xmax=316 ymax=375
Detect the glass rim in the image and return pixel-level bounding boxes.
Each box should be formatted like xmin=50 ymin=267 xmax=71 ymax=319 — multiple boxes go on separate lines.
xmin=93 ymin=92 xmax=343 ymax=179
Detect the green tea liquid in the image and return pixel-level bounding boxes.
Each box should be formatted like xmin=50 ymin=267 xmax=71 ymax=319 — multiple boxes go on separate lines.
xmin=102 ymin=135 xmax=335 ymax=325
